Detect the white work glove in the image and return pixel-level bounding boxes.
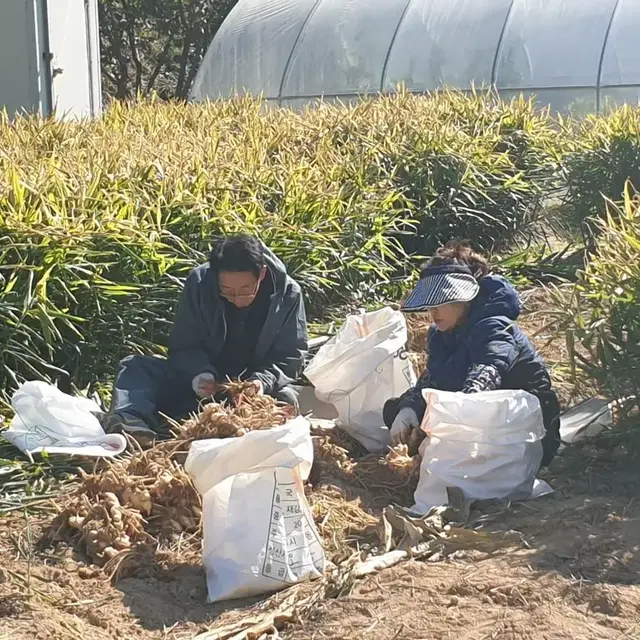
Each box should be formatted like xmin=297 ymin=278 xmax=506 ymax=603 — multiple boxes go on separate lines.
xmin=192 ymin=372 xmax=216 ymax=398
xmin=390 ymin=408 xmax=420 ymax=446
xmin=250 ymin=380 xmax=264 ymax=396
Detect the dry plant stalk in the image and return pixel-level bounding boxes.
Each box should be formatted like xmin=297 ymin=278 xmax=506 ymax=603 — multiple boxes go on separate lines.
xmin=306 ymin=485 xmax=378 ymax=559
xmin=406 ymin=313 xmax=431 ymax=349
xmin=308 ymin=429 xmax=421 ymax=561
xmin=313 ymin=428 xmax=419 ymax=487
xmin=406 ymin=313 xmax=431 ymax=373
xmin=311 ymin=429 xmax=419 ymax=494
xmin=352 ymin=446 xmax=420 ymax=506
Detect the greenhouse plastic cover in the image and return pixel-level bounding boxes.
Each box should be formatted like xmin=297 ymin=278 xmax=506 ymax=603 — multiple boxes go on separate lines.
xmin=191 ymin=0 xmax=640 ymax=114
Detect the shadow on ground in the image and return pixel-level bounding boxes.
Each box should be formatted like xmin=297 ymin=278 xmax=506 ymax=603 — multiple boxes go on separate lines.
xmin=479 ymin=441 xmax=640 ymax=588
xmin=113 ymin=560 xmax=269 ymax=633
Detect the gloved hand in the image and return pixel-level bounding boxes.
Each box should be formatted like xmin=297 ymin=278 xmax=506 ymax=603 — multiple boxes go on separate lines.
xmin=390 ymin=407 xmax=420 ymax=446
xmin=250 ymin=379 xmax=264 ymax=396
xmin=192 ymin=372 xmax=217 ymax=398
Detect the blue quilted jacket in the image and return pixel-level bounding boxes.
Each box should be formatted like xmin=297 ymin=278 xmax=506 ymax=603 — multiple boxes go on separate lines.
xmin=398 ymin=275 xmax=554 ymax=419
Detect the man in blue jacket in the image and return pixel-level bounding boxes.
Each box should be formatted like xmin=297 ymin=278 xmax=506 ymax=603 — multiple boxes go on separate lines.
xmin=384 ymin=242 xmax=561 ymax=467
xmin=104 ymin=234 xmax=308 ymax=442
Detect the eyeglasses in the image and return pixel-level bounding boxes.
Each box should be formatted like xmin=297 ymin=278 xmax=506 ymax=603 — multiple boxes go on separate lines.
xmin=219 ymin=281 xmax=260 ymax=301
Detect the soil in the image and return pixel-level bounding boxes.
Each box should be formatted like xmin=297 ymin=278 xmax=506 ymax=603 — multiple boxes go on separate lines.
xmin=1 ymin=294 xmax=634 ymax=640
xmin=286 ymin=445 xmax=640 ymax=640
xmin=1 ymin=440 xmax=639 ymax=640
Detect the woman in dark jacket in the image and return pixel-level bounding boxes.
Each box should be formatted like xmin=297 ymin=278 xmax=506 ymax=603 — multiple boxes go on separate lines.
xmin=384 ymin=242 xmax=561 ymax=467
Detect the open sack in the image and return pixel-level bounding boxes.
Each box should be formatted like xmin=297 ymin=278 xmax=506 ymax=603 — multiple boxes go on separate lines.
xmin=3 ymin=381 xmax=126 ymax=458
xmin=304 ymin=307 xmax=416 ymax=452
xmin=413 ymin=388 xmax=551 ymax=514
xmin=185 ymin=416 xmax=325 ymax=603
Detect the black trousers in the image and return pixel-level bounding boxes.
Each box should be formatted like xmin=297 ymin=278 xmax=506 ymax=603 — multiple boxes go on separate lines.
xmin=383 ymin=389 xmax=561 ymax=467
xmin=110 ymin=355 xmax=298 ymax=432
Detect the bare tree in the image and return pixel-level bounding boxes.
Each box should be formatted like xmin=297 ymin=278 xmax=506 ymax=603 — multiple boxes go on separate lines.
xmin=99 ymin=0 xmax=239 ymax=101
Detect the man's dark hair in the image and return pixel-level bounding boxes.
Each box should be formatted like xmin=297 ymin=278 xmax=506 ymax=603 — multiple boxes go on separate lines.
xmin=209 ymin=234 xmax=266 ymax=277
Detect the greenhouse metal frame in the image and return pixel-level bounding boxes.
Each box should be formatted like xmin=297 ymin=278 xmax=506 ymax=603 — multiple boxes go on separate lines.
xmin=191 ymin=0 xmax=640 ymax=114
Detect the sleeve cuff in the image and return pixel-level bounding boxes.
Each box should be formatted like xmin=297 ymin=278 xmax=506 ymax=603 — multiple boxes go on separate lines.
xmin=462 ymin=364 xmax=502 ymax=393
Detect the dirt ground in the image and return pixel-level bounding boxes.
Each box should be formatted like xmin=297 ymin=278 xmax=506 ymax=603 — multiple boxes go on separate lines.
xmin=287 ymin=444 xmax=640 ymax=640
xmin=1 ymin=294 xmax=636 ymax=640
xmin=1 ymin=439 xmax=639 ymax=640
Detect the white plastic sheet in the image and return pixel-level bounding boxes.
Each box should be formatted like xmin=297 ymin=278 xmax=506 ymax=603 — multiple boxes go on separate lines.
xmin=281 ymin=0 xmax=408 ymax=97
xmin=3 ymin=381 xmax=126 ymax=458
xmin=185 ymin=417 xmax=325 ymax=603
xmin=559 ymin=397 xmax=612 ymax=444
xmin=413 ymin=388 xmax=547 ymax=514
xmin=190 ymin=0 xmax=318 ymax=100
xmin=495 ymin=0 xmax=617 ymax=89
xmin=304 ymin=308 xmax=416 ymax=452
xmin=384 ymin=0 xmax=512 ymax=91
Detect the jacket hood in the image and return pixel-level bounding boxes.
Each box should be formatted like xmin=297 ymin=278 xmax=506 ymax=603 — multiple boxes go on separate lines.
xmin=467 ymin=275 xmax=521 ymax=323
xmin=262 ymin=245 xmax=288 ymax=294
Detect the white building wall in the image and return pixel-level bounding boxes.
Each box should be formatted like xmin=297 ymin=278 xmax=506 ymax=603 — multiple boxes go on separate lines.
xmin=0 ymin=0 xmax=40 ymax=118
xmin=0 ymin=0 xmax=101 ymax=120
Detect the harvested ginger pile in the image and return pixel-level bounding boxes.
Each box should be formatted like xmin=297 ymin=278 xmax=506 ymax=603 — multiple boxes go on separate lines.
xmin=50 ymin=441 xmax=200 ymax=563
xmin=50 ymin=383 xmax=292 ymax=564
xmin=176 ymin=381 xmax=295 ymax=440
xmin=49 ymin=384 xmax=419 ymax=567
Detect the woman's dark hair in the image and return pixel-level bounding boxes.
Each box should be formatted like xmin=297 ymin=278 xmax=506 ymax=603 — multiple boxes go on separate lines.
xmin=426 ymin=241 xmax=490 ymax=278
xmin=209 ymin=234 xmax=265 ymax=277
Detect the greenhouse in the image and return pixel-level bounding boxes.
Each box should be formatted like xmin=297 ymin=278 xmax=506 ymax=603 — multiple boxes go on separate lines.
xmin=190 ymin=0 xmax=640 ymax=114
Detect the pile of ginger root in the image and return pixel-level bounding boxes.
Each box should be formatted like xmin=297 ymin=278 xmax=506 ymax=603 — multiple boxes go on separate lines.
xmin=49 ymin=381 xmax=293 ymax=564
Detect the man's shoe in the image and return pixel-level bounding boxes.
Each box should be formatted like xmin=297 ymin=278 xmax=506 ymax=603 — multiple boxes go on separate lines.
xmin=101 ymin=412 xmax=158 ymax=447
